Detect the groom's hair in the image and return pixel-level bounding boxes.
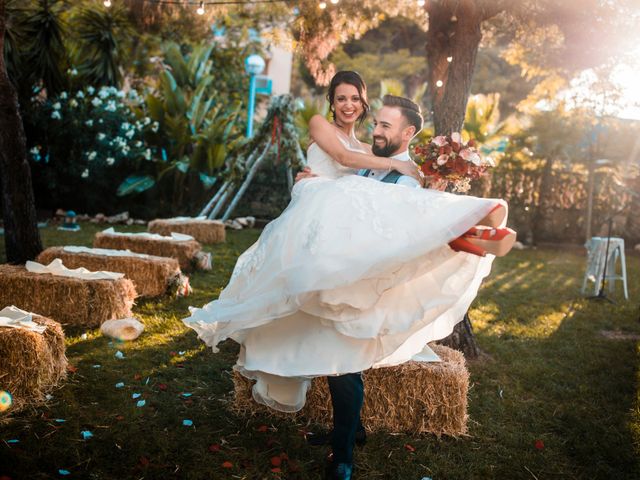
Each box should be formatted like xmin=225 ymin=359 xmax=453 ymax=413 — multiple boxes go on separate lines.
xmin=382 ymin=95 xmax=423 ymax=136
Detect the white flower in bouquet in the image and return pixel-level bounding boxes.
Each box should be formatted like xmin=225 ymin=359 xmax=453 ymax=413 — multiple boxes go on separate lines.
xmin=51 ymin=111 xmax=62 ymax=120
xmin=460 ymin=149 xmax=482 ymax=166
xmin=91 ymin=97 xmax=102 ymax=107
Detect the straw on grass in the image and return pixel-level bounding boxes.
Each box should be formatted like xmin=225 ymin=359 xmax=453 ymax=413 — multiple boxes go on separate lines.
xmin=0 ymin=264 xmax=137 ymax=328
xmin=148 ymin=219 xmax=225 ymax=244
xmin=232 ymin=343 xmax=469 ymax=437
xmin=37 ymin=247 xmax=181 ymax=298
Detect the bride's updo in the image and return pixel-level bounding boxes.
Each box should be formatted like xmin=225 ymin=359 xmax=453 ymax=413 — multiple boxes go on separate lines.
xmin=327 ymin=70 xmax=370 ymax=124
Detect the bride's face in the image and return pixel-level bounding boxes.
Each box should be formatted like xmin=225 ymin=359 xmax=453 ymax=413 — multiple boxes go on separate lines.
xmin=332 ymin=83 xmax=364 ymax=126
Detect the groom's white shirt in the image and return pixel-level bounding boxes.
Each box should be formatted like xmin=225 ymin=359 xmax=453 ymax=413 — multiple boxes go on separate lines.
xmin=358 ymin=150 xmax=421 ymax=188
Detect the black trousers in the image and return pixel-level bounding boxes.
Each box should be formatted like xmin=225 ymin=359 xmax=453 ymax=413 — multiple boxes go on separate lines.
xmin=327 ymin=372 xmax=364 ymax=464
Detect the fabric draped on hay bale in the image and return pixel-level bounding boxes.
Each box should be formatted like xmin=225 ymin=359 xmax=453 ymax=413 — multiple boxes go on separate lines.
xmin=94 ymin=232 xmax=202 ymax=271
xmin=232 ymin=343 xmax=469 ymax=437
xmin=0 ymin=265 xmax=136 ymax=328
xmin=148 ymin=219 xmax=225 ymax=244
xmin=36 ymin=247 xmax=181 ymax=298
xmin=0 ymin=314 xmax=67 ymax=415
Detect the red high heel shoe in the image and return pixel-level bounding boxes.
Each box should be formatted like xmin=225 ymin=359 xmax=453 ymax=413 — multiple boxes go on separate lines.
xmin=449 ymin=226 xmax=517 ymax=257
xmin=478 ymin=203 xmax=507 ymax=228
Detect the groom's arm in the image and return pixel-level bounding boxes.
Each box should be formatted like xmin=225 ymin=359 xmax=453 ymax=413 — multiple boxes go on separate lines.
xmin=396 ymin=175 xmax=422 ymax=188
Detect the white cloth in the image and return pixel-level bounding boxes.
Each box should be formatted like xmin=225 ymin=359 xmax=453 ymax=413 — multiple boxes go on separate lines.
xmin=26 ymin=259 xmax=124 ymax=280
xmin=0 ymin=306 xmax=46 ymax=333
xmin=161 ymin=216 xmax=208 ymax=222
xmin=184 ymin=139 xmax=504 ymax=412
xmin=102 ymin=227 xmax=194 ymax=242
xmin=100 ymin=318 xmax=145 ymax=341
xmin=63 ymin=246 xmax=152 ymax=259
xmin=358 ymin=150 xmax=422 ymax=188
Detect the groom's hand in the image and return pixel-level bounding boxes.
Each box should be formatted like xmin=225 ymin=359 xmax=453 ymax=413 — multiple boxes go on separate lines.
xmin=295 ymin=167 xmax=318 ymax=183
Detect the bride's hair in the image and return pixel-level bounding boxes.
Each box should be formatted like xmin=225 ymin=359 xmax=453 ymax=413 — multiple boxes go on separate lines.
xmin=327 ymin=71 xmax=370 ymax=124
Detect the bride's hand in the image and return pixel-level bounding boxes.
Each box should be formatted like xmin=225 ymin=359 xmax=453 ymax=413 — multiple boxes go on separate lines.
xmin=393 ymin=159 xmax=426 ymax=187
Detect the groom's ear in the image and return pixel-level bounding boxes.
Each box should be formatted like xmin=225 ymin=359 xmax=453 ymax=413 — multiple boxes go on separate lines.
xmin=403 ymin=125 xmax=416 ymax=140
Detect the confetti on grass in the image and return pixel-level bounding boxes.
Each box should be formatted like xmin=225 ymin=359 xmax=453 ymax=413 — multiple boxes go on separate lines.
xmin=115 ymin=382 xmax=124 ymax=388
xmin=136 ymin=400 xmax=146 ymax=408
xmin=114 ymin=351 xmax=125 ymax=359
xmin=182 ymin=419 xmax=193 ymax=426
xmin=81 ymin=431 xmax=93 ymax=440
xmin=58 ymin=469 xmax=70 ymax=475
xmin=132 ymin=393 xmax=141 ymax=399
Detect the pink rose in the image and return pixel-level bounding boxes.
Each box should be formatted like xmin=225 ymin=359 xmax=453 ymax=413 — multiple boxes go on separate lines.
xmin=432 ymin=136 xmax=448 ymax=147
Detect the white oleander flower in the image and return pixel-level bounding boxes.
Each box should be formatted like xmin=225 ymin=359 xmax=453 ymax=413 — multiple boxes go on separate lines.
xmin=30 ymin=146 xmax=41 ymax=154
xmin=97 ymin=133 xmax=106 ymax=140
xmin=87 ymin=151 xmax=97 ymax=161
xmin=69 ymin=99 xmax=78 ymax=108
xmin=67 ymin=68 xmax=78 ymax=76
xmin=60 ymin=92 xmax=68 ymax=99
xmin=91 ymin=97 xmax=102 ymax=107
xmin=143 ymin=117 xmax=151 ymax=126
xmin=143 ymin=148 xmax=152 ymax=160
xmin=106 ymin=157 xmax=115 ymax=165
xmin=125 ymin=129 xmax=135 ymax=139
xmin=87 ymin=86 xmax=95 ymax=95
xmin=121 ymin=145 xmax=130 ymax=155
xmin=116 ymin=90 xmax=125 ymax=99
xmin=121 ymin=122 xmax=131 ymax=130
xmin=51 ymin=111 xmax=62 ymax=120
xmin=52 ymin=102 xmax=61 ymax=110
xmin=151 ymin=121 xmax=159 ymax=133
xmin=85 ymin=119 xmax=94 ymax=127
xmin=99 ymin=88 xmax=110 ymax=99
xmin=81 ymin=169 xmax=89 ymax=178
xmin=105 ymin=100 xmax=117 ymax=112
xmin=76 ymin=90 xmax=85 ymax=99
xmin=134 ymin=141 xmax=143 ymax=148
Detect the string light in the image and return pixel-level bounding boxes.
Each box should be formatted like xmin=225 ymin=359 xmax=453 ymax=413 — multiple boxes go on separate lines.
xmin=330 ymin=0 xmax=339 ymax=4
xmin=417 ymin=0 xmax=425 ymax=6
xmin=436 ymin=80 xmax=443 ymax=87
xmin=447 ymin=56 xmax=453 ymax=62
xmin=319 ymin=1 xmax=327 ymax=8
xmin=196 ymin=0 xmax=205 ymax=14
xmin=103 ymin=0 xmax=112 ymax=7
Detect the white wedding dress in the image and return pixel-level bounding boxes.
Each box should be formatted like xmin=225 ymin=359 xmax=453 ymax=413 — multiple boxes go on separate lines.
xmin=184 ymin=139 xmax=506 ymax=412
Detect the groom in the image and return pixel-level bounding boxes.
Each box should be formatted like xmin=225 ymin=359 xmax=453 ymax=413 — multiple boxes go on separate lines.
xmin=296 ymin=95 xmax=424 ymax=480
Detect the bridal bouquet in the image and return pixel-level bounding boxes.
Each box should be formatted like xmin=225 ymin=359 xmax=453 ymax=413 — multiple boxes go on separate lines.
xmin=413 ymin=132 xmax=494 ymax=192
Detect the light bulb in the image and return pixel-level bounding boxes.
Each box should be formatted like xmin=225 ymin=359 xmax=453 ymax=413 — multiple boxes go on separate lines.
xmin=436 ymin=80 xmax=443 ymax=87
xmin=447 ymin=56 xmax=453 ymax=62
xmin=330 ymin=0 xmax=339 ymax=4
xmin=319 ymin=1 xmax=327 ymax=8
xmin=103 ymin=0 xmax=111 ymax=7
xmin=417 ymin=0 xmax=426 ymax=6
xmin=197 ymin=1 xmax=205 ymax=15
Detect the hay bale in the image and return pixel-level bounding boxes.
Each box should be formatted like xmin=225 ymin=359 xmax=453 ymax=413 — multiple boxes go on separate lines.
xmin=232 ymin=344 xmax=468 ymax=437
xmin=0 ymin=265 xmax=136 ymax=328
xmin=37 ymin=247 xmax=181 ymax=298
xmin=0 ymin=314 xmax=67 ymax=414
xmin=148 ymin=218 xmax=225 ymax=244
xmin=94 ymin=231 xmax=202 ymax=271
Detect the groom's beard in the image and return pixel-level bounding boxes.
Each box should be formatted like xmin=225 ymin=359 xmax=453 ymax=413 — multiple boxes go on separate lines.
xmin=372 ymin=135 xmax=402 ymax=157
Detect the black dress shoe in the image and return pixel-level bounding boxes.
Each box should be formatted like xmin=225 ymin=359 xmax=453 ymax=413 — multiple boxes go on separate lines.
xmin=307 ymin=428 xmax=367 ymax=446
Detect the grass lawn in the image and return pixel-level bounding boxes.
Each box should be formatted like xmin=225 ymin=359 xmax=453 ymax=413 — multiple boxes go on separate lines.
xmin=1 ymin=223 xmax=639 ymax=479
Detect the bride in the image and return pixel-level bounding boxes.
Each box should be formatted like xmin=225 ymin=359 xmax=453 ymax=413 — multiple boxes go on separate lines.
xmin=183 ymin=71 xmax=515 ymax=412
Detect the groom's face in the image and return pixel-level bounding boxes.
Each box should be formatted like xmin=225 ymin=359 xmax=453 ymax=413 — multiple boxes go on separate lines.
xmin=372 ymin=106 xmax=409 ymax=157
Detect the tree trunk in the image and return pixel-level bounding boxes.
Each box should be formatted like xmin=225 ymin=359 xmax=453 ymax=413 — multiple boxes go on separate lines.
xmin=531 ymin=157 xmax=554 ymax=245
xmin=426 ymin=0 xmax=483 ymax=136
xmin=0 ymin=0 xmax=43 ymax=263
xmin=425 ymin=0 xmax=508 ymax=359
